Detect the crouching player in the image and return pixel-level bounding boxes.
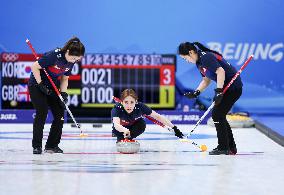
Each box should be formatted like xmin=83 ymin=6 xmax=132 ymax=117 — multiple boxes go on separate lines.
xmin=111 ymin=89 xmax=184 ymax=153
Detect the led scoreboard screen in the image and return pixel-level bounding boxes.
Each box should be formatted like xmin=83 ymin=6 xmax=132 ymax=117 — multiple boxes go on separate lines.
xmin=79 ymin=54 xmax=176 ymax=108
xmin=1 ymin=53 xmax=176 ymax=111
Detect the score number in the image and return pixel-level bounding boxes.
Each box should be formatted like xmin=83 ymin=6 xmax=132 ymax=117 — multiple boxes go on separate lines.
xmin=81 ymin=68 xmax=113 ymax=104
xmin=159 ymin=66 xmax=175 ymax=107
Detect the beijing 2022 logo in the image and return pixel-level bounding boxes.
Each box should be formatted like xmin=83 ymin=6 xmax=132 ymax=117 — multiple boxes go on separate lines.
xmin=207 ymin=42 xmax=284 ymax=65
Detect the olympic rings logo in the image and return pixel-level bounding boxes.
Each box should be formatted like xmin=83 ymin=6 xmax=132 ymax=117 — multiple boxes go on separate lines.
xmin=2 ymin=53 xmax=19 ymax=62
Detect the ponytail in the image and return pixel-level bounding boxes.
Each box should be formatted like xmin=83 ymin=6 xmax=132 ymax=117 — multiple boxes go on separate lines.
xmin=178 ymin=41 xmax=222 ymax=56
xmin=193 ymin=42 xmax=222 ymax=56
xmin=61 ymin=36 xmax=85 ymax=56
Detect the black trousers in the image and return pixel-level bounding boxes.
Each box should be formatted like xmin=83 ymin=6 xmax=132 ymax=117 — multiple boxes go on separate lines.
xmin=211 ymin=88 xmax=242 ymax=150
xmin=29 ymin=85 xmax=65 ymax=148
xmin=112 ymin=119 xmax=146 ymax=142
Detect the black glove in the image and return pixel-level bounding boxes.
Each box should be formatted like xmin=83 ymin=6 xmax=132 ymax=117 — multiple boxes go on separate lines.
xmin=172 ymin=126 xmax=184 ymax=139
xmin=184 ymin=90 xmax=200 ymax=99
xmin=214 ymin=88 xmax=223 ymax=106
xmin=37 ymin=81 xmax=51 ymax=95
xmin=60 ymin=92 xmax=68 ymax=108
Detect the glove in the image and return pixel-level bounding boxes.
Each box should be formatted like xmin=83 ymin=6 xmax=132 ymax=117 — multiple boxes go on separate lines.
xmin=184 ymin=90 xmax=200 ymax=99
xmin=172 ymin=126 xmax=184 ymax=139
xmin=60 ymin=92 xmax=68 ymax=108
xmin=214 ymin=88 xmax=223 ymax=106
xmin=37 ymin=81 xmax=51 ymax=95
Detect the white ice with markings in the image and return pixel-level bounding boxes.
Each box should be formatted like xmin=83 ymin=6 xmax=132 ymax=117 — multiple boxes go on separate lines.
xmin=0 ymin=123 xmax=283 ymax=195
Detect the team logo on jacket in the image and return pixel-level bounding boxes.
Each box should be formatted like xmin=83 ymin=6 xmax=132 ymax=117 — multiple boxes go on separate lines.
xmin=121 ymin=120 xmax=130 ymax=125
xmin=48 ymin=65 xmax=69 ymax=74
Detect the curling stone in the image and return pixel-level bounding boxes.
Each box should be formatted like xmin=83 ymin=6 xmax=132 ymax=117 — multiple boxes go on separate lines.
xmin=116 ymin=139 xmax=140 ymax=154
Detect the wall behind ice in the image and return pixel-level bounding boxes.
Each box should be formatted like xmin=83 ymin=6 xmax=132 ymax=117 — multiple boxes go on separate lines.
xmin=1 ymin=0 xmax=283 ymax=113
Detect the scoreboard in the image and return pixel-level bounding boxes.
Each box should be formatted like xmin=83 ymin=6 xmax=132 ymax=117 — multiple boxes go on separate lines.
xmin=1 ymin=53 xmax=176 ymax=111
xmin=79 ymin=54 xmax=176 ymax=108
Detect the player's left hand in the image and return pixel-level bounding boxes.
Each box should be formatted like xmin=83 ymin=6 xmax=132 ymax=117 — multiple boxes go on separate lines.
xmin=172 ymin=126 xmax=184 ymax=139
xmin=213 ymin=88 xmax=223 ymax=106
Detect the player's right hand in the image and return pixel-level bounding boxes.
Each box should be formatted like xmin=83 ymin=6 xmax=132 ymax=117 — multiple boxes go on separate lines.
xmin=184 ymin=90 xmax=200 ymax=99
xmin=213 ymin=88 xmax=223 ymax=106
xmin=37 ymin=81 xmax=51 ymax=95
xmin=123 ymin=129 xmax=131 ymax=138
